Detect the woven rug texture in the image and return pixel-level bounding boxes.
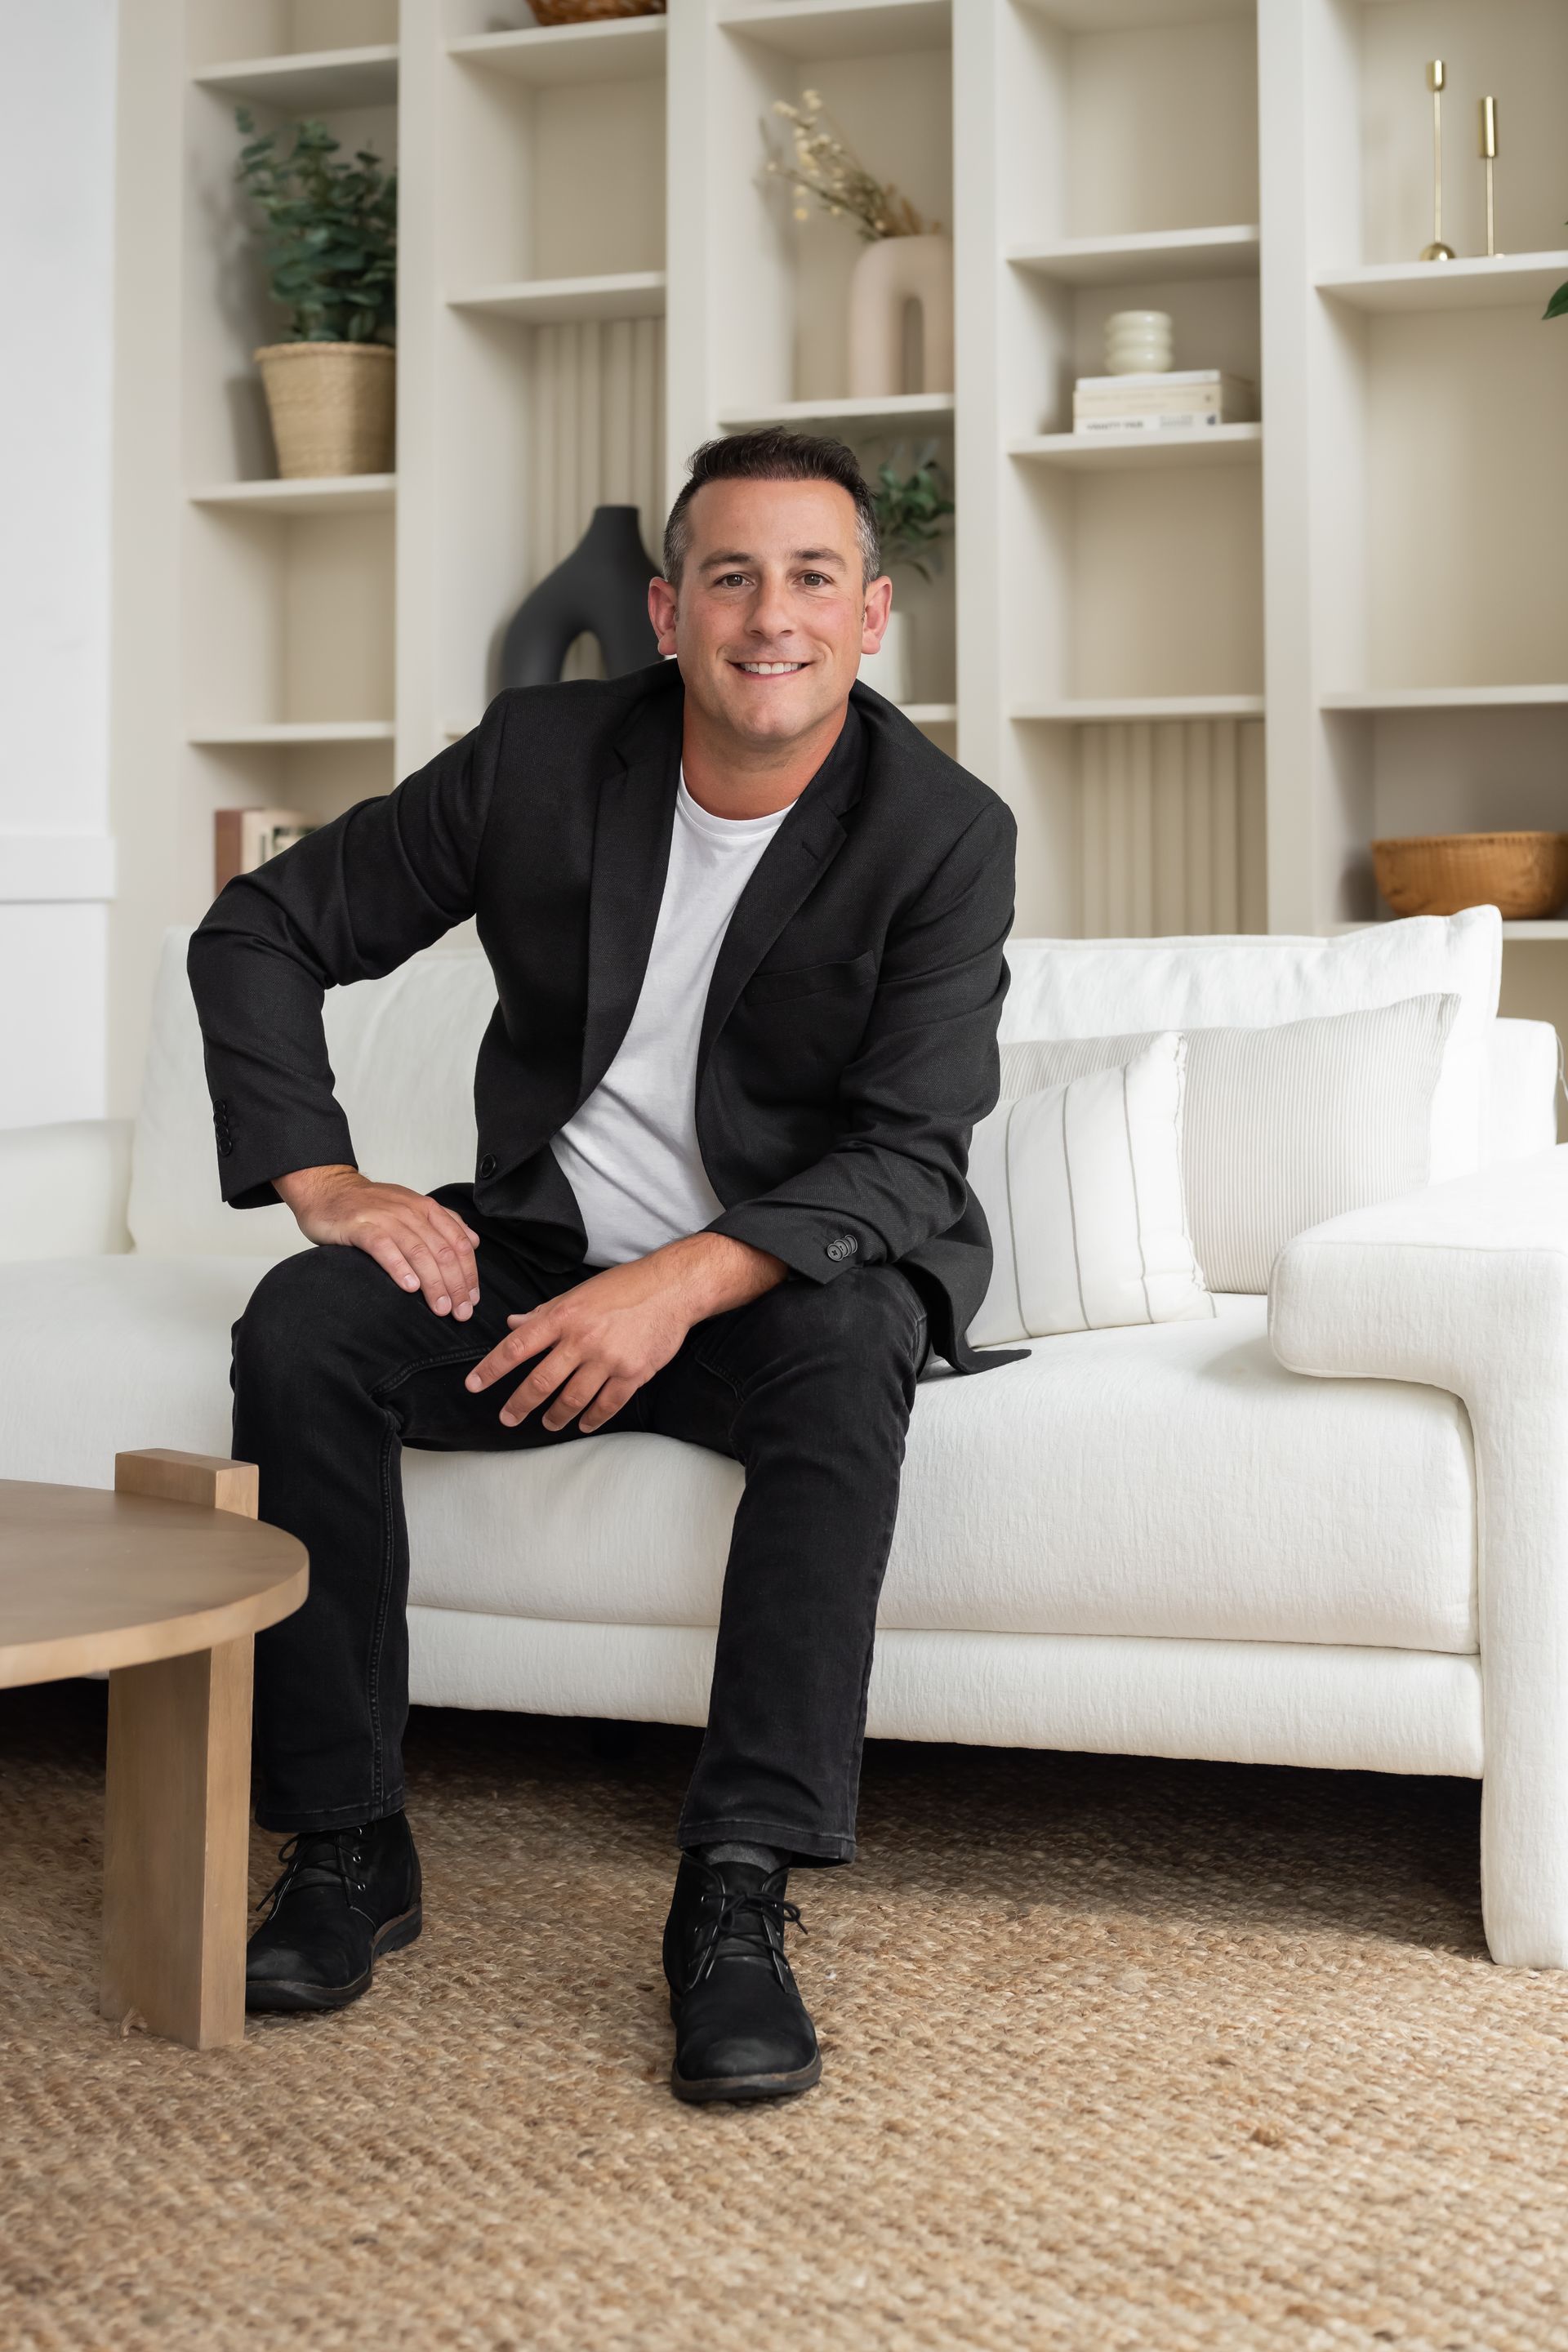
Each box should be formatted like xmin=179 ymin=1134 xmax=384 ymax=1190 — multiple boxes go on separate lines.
xmin=2 ymin=1683 xmax=1566 ymax=2352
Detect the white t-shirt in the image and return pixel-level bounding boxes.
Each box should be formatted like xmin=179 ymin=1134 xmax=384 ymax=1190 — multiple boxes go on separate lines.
xmin=551 ymin=770 xmax=791 ymax=1266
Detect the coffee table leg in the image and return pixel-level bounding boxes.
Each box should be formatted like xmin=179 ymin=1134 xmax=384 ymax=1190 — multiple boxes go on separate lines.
xmin=100 ymin=1634 xmax=255 ymax=2047
xmin=99 ymin=1450 xmax=264 ymax=2050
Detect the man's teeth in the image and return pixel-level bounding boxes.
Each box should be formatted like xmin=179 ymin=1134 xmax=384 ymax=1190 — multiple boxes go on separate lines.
xmin=738 ymin=661 xmax=806 ymax=675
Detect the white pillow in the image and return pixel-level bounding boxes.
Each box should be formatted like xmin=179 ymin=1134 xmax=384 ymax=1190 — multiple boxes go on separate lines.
xmin=968 ymin=1033 xmax=1214 ymax=1345
xmin=1000 ymin=993 xmax=1459 ymax=1295
xmin=1001 ymin=909 xmax=1501 ymax=1181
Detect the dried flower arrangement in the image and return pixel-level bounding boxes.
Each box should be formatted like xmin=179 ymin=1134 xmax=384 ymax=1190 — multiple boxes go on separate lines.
xmin=766 ymin=91 xmax=937 ymax=241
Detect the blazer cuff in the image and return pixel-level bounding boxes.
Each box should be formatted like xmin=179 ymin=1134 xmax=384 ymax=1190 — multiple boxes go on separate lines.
xmin=705 ymin=1202 xmax=882 ymax=1285
xmin=212 ymin=1103 xmax=358 ymax=1209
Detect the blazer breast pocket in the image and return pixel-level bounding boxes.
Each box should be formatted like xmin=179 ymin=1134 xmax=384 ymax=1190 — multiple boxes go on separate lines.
xmin=743 ymin=951 xmax=878 ymax=1007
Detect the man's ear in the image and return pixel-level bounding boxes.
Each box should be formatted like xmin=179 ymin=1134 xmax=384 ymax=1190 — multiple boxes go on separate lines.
xmin=859 ymin=574 xmax=894 ymax=655
xmin=648 ymin=574 xmax=679 ymax=657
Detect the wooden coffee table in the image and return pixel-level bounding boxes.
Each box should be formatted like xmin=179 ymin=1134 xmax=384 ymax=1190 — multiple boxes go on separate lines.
xmin=0 ymin=1450 xmax=307 ymax=2049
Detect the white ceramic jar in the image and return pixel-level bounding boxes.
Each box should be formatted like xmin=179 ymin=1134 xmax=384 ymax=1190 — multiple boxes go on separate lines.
xmin=1103 ymin=310 xmax=1174 ymax=375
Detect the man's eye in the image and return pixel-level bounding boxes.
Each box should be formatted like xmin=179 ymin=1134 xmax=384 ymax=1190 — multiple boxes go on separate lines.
xmin=800 ymin=572 xmax=831 ymax=587
xmin=715 ymin=572 xmax=751 ymax=588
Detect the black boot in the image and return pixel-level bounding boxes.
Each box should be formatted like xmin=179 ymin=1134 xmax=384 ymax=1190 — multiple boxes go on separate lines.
xmin=662 ymin=1854 xmax=821 ymax=2104
xmin=246 ymin=1812 xmax=422 ymax=2014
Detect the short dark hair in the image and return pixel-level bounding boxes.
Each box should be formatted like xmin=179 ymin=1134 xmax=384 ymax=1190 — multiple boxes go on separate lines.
xmin=662 ymin=427 xmax=882 ymax=587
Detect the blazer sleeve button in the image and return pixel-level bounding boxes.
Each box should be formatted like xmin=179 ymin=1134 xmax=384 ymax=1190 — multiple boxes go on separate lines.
xmin=479 ymin=1153 xmax=497 ymax=1178
xmin=825 ymin=1234 xmax=858 ymax=1262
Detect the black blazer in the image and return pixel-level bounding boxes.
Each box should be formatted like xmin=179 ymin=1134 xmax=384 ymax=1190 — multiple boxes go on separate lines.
xmin=188 ymin=662 xmax=1018 ymax=1374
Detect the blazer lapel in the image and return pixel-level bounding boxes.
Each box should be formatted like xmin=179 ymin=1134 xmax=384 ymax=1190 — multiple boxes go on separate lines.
xmin=578 ymin=684 xmax=682 ymax=1103
xmin=696 ymin=701 xmax=867 ymax=1084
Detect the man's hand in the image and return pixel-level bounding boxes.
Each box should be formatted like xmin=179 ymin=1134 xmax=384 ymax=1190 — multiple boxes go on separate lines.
xmin=276 ymin=1164 xmax=482 ymax=1321
xmin=465 ymin=1232 xmax=786 ymax=1434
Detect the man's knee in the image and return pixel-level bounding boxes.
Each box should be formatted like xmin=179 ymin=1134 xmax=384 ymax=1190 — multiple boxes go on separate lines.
xmin=234 ymin=1242 xmax=391 ymax=1384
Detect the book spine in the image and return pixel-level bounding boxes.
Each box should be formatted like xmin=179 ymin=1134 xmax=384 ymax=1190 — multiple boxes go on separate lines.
xmin=1074 ymin=408 xmax=1227 ymax=434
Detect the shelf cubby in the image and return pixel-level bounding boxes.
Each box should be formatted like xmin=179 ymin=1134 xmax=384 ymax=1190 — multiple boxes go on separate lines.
xmin=443 ymin=24 xmax=664 ymax=291
xmin=183 ymin=502 xmax=396 ymax=743
xmin=1000 ymin=2 xmax=1258 ymax=247
xmin=706 ymin=4 xmax=951 ymax=421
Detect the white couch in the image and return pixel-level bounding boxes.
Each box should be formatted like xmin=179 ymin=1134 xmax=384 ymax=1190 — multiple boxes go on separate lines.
xmin=4 ymin=915 xmax=1566 ymax=1964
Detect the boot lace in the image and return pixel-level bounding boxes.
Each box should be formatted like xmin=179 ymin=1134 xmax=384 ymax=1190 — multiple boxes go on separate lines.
xmin=694 ymin=1876 xmax=805 ymax=1990
xmin=256 ymin=1829 xmax=369 ymax=1924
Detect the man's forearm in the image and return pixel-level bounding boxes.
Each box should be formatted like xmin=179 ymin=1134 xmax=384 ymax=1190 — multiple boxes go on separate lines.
xmin=654 ymin=1230 xmax=788 ymax=1321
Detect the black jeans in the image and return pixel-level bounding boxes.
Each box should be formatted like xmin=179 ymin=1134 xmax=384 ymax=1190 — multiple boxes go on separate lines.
xmin=231 ymin=1186 xmax=929 ymax=1864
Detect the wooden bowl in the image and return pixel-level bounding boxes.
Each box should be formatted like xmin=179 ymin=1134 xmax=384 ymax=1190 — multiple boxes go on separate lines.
xmin=1371 ymin=831 xmax=1568 ymax=920
xmin=528 ymin=1 xmax=665 ymax=21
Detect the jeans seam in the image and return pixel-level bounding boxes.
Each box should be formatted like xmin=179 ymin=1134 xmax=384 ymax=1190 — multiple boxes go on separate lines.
xmin=363 ymin=1343 xmax=489 ymax=1816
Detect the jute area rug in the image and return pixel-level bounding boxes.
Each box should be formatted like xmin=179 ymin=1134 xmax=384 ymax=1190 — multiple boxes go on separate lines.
xmin=2 ymin=1685 xmax=1566 ymax=2352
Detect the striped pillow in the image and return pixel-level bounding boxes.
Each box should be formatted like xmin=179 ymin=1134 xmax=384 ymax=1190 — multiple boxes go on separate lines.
xmin=998 ymin=992 xmax=1459 ymax=1294
xmin=968 ymin=1033 xmax=1214 ymax=1345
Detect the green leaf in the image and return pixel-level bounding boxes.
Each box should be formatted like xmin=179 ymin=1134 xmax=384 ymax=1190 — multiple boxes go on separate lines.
xmin=1544 ymin=282 xmax=1568 ymax=320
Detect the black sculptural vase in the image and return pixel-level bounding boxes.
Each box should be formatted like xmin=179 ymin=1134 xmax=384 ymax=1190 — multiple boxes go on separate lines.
xmin=499 ymin=504 xmax=660 ymax=688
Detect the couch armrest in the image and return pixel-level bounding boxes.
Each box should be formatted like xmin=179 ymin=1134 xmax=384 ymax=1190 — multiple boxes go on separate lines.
xmin=0 ymin=1120 xmax=134 ymax=1260
xmin=1270 ymin=1146 xmax=1568 ymax=1964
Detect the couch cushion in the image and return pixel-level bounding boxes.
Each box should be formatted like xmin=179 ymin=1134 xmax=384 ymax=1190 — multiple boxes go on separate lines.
xmin=131 ymin=918 xmax=1515 ymax=1258
xmin=1 ymin=1267 xmax=1475 ymax=1656
xmin=405 ymin=1297 xmax=1476 ymax=1652
xmin=1002 ymin=910 xmax=1501 ymax=1182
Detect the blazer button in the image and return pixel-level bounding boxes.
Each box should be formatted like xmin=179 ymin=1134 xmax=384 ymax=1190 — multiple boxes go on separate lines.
xmin=479 ymin=1153 xmax=497 ymax=1178
xmin=217 ymin=1138 xmax=234 ymax=1158
xmin=825 ymin=1234 xmax=858 ymax=1263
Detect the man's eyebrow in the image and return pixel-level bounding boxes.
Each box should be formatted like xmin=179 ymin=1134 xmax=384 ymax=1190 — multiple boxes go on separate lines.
xmin=697 ymin=546 xmax=848 ymax=570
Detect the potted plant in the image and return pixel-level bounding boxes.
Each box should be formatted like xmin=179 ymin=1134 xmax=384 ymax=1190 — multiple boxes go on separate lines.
xmin=767 ymin=93 xmax=953 ymax=401
xmin=234 ymin=110 xmax=397 ymax=479
xmin=1546 ymin=236 xmax=1568 ymax=321
xmin=859 ymin=444 xmax=956 ymax=704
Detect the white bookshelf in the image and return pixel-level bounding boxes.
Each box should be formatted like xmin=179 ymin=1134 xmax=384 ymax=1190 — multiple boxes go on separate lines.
xmin=104 ymin=0 xmax=1568 ymax=1116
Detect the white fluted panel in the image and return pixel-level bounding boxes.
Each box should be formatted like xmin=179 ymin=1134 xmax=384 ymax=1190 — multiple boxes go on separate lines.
xmin=526 ymin=316 xmax=666 ymax=682
xmin=1078 ymin=720 xmax=1267 ymax=938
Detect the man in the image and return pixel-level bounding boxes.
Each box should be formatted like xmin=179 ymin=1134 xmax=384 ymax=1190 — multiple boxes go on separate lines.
xmin=189 ymin=427 xmax=1017 ymax=2105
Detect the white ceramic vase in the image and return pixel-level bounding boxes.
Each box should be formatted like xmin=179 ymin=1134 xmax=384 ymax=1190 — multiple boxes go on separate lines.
xmin=1103 ymin=310 xmax=1174 ymax=375
xmin=848 ymin=234 xmax=955 ymax=399
xmin=858 ymin=608 xmax=913 ymax=704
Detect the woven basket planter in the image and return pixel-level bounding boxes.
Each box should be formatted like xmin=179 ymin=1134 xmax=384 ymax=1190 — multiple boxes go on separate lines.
xmin=254 ymin=342 xmax=395 ymax=479
xmin=1372 ymin=831 xmax=1568 ymax=920
xmin=528 ymin=1 xmax=663 ymax=20
xmin=528 ymin=1 xmax=664 ymax=20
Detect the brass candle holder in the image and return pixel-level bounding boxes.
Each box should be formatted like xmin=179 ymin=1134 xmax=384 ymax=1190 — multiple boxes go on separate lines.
xmin=1419 ymin=60 xmax=1454 ymax=261
xmin=1479 ymin=96 xmax=1501 ymax=257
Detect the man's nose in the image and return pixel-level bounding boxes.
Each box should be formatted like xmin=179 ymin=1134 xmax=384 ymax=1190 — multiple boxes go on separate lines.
xmin=746 ymin=577 xmax=795 ymax=641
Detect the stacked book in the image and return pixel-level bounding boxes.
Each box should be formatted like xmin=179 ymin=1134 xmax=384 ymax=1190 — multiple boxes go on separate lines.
xmin=214 ymin=807 xmax=319 ymax=893
xmin=1071 ymin=371 xmax=1257 ymax=436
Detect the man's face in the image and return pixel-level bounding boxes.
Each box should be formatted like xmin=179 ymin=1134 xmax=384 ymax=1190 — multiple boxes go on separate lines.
xmin=648 ymin=476 xmax=893 ymax=753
